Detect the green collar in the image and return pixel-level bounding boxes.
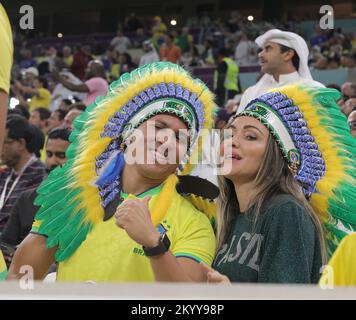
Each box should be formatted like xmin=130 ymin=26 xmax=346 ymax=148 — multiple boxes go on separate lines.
xmin=120 ymin=184 xmax=163 ymax=199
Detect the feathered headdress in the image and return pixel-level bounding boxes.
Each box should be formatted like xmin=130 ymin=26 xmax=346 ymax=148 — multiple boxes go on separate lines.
xmin=237 ymin=84 xmax=356 ymax=255
xmin=33 ymin=62 xmax=216 ymax=262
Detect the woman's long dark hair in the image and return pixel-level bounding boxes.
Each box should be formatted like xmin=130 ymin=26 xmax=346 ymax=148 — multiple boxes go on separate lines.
xmin=216 ymin=134 xmax=327 ymax=264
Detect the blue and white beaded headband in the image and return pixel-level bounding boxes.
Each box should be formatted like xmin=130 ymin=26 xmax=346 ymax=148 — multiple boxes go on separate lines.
xmin=237 ymin=101 xmax=301 ymax=167
xmin=236 ymin=91 xmax=326 ymax=198
xmin=121 ymin=98 xmax=199 ymax=149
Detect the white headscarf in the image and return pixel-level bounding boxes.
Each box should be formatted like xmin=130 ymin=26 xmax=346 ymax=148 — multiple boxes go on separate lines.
xmin=255 ymin=29 xmax=312 ymax=79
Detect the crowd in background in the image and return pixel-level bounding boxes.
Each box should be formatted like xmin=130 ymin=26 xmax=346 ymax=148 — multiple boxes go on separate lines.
xmin=1 ymin=11 xmax=356 ymax=266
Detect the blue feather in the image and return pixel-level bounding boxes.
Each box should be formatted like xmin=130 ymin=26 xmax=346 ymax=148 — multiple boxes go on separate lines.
xmin=95 ymin=151 xmax=125 ymax=188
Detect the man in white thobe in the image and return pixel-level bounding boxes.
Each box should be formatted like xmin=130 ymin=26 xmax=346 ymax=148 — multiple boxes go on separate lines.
xmin=237 ymin=29 xmax=324 ymax=113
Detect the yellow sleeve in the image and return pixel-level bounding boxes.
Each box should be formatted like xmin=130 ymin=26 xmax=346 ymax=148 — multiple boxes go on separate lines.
xmin=170 ymin=201 xmax=216 ymax=266
xmin=37 ymin=88 xmax=51 ymax=108
xmin=319 ymin=233 xmax=356 ymax=286
xmin=0 ymin=4 xmax=13 ymax=94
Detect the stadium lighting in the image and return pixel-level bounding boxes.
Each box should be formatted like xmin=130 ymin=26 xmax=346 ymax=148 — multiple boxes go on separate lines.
xmin=247 ymin=15 xmax=254 ymax=21
xmin=9 ymin=98 xmax=19 ymax=109
xmin=57 ymin=33 xmax=63 ymax=38
xmin=170 ymin=19 xmax=177 ymax=26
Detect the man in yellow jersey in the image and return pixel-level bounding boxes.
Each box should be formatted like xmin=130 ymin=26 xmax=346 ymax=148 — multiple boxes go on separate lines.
xmin=8 ymin=62 xmax=218 ymax=282
xmin=14 ymin=76 xmax=51 ymax=111
xmin=0 ymin=4 xmax=14 ymax=280
xmin=0 ymin=3 xmax=14 ymax=155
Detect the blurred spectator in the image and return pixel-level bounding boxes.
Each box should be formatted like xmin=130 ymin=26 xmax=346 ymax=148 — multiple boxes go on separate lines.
xmin=327 ymin=54 xmax=340 ymax=69
xmin=69 ymin=102 xmax=86 ymax=112
xmin=19 ymin=49 xmax=37 ymax=70
xmin=134 ymin=28 xmax=146 ymax=48
xmin=48 ymin=109 xmax=67 ymax=131
xmin=0 ymin=115 xmax=46 ymax=232
xmin=234 ymin=31 xmax=251 ymax=67
xmin=175 ymin=28 xmax=193 ymax=54
xmin=7 ymin=105 xmax=30 ymax=120
xmin=29 ymin=107 xmax=51 ymax=135
xmin=151 ymin=16 xmax=167 ymax=47
xmin=201 ymin=39 xmax=216 ymax=66
xmin=124 ymin=13 xmax=143 ymax=32
xmin=214 ymin=48 xmax=240 ymax=106
xmin=64 ymin=108 xmax=83 ymax=130
xmin=58 ymin=98 xmax=74 ymax=113
xmin=22 ymin=67 xmax=39 ymax=86
xmin=226 ymin=11 xmax=242 ymax=34
xmin=13 ymin=76 xmax=51 ymax=111
xmin=50 ymin=70 xmax=85 ymax=111
xmin=310 ymin=25 xmax=328 ymax=47
xmin=110 ymin=28 xmax=131 ymax=55
xmin=341 ymin=82 xmax=356 ymax=101
xmin=341 ymin=53 xmax=356 ymax=68
xmin=159 ymin=34 xmax=182 ymax=64
xmin=214 ymin=108 xmax=231 ymax=129
xmin=139 ymin=40 xmax=159 ymax=67
xmin=225 ymin=99 xmax=238 ymax=114
xmin=37 ymin=61 xmax=51 ymax=77
xmin=62 ymin=46 xmax=73 ymax=69
xmin=341 ymin=98 xmax=356 ymax=117
xmin=71 ymin=45 xmax=93 ymax=80
xmin=53 ymin=60 xmax=108 ymax=106
xmin=326 ymin=83 xmax=341 ymax=91
xmin=0 ymin=127 xmax=71 ymax=258
xmin=347 ymin=109 xmax=356 ymax=138
xmin=118 ymin=52 xmax=137 ymax=75
xmin=182 ymin=46 xmax=204 ymax=70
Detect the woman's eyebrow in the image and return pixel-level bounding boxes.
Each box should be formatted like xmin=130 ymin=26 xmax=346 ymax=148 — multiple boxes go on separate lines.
xmin=243 ymin=125 xmax=264 ymax=134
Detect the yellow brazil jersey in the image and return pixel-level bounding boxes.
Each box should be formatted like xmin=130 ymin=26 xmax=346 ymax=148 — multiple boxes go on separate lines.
xmin=33 ymin=184 xmax=216 ymax=282
xmin=319 ymin=233 xmax=356 ymax=287
xmin=0 ymin=4 xmax=13 ymax=94
xmin=28 ymin=88 xmax=51 ymax=111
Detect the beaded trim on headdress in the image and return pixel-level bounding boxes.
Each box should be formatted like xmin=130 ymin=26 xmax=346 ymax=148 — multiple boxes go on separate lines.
xmin=237 ymin=84 xmax=356 ymax=255
xmin=33 ymin=62 xmax=216 ymax=261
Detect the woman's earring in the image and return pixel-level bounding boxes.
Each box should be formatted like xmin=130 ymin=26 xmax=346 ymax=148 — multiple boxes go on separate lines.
xmin=288 ymin=159 xmax=298 ymax=177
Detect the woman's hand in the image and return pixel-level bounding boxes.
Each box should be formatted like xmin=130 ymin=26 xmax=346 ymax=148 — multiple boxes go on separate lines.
xmin=114 ymin=196 xmax=161 ymax=248
xmin=200 ymin=262 xmax=231 ymax=284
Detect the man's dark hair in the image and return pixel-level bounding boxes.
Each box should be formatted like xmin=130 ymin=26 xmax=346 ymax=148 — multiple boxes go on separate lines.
xmin=279 ymin=44 xmax=300 ymax=70
xmin=6 ymin=115 xmax=44 ymax=156
xmin=33 ymin=107 xmax=51 ymax=120
xmin=7 ymin=104 xmax=30 ymax=120
xmin=327 ymin=83 xmax=341 ymax=91
xmin=38 ymin=76 xmax=48 ymax=89
xmin=47 ymin=127 xmax=72 ymax=142
xmin=61 ymin=99 xmax=73 ymax=106
xmin=54 ymin=109 xmax=67 ymax=121
xmin=218 ymin=47 xmax=232 ymax=58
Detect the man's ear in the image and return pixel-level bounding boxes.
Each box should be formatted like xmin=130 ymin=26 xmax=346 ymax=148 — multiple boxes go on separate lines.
xmin=283 ymin=49 xmax=295 ymax=63
xmin=18 ymin=138 xmax=27 ymax=151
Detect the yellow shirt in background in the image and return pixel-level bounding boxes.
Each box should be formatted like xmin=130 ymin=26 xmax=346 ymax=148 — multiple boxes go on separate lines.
xmin=0 ymin=4 xmax=13 ymax=94
xmin=319 ymin=233 xmax=356 ymax=287
xmin=28 ymin=88 xmax=51 ymax=111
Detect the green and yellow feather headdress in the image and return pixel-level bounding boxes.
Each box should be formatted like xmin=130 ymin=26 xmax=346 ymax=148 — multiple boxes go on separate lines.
xmin=237 ymin=84 xmax=356 ymax=255
xmin=33 ymin=62 xmax=216 ymax=262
